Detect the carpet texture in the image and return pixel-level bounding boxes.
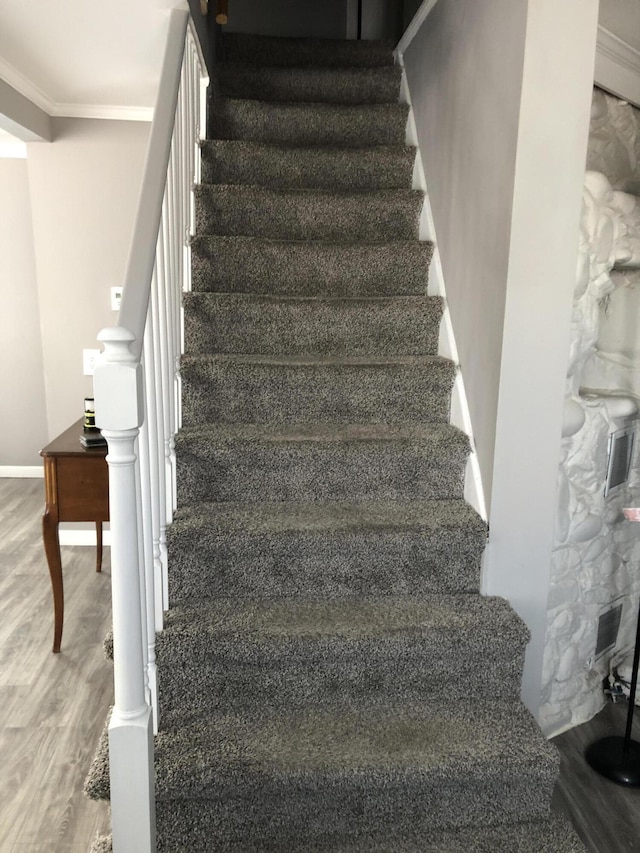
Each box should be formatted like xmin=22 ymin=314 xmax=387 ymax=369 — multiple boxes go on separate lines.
xmin=85 ymin=31 xmax=584 ymax=852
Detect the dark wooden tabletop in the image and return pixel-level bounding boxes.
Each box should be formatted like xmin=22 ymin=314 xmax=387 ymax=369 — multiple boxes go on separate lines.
xmin=40 ymin=418 xmax=107 ymax=459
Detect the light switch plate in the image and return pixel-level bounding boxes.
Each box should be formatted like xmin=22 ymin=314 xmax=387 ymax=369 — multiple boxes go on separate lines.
xmin=111 ymin=286 xmax=123 ymax=312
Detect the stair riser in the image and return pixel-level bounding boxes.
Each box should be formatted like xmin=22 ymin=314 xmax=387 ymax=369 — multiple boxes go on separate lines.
xmin=201 ymin=141 xmax=415 ymax=191
xmin=195 ymin=186 xmax=421 ymax=241
xmin=183 ymin=295 xmax=441 ymax=357
xmin=181 ymin=361 xmax=453 ymax=426
xmin=176 ymin=442 xmax=467 ymax=504
xmin=209 ymin=100 xmax=410 ymax=147
xmin=157 ymin=641 xmax=527 ymax=725
xmin=217 ymin=64 xmax=402 ymax=105
xmin=191 ymin=237 xmax=433 ymax=297
xmin=167 ymin=528 xmax=484 ymax=603
xmin=155 ymin=770 xmax=557 ymax=846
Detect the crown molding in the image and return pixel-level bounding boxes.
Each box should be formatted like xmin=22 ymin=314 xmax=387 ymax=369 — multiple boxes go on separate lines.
xmin=595 ymin=25 xmax=640 ymax=109
xmin=0 ymin=56 xmax=54 ymax=113
xmin=52 ymin=103 xmax=154 ymax=121
xmin=0 ymin=56 xmax=153 ymax=123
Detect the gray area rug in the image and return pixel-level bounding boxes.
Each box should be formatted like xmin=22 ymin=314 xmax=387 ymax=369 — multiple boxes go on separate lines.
xmin=86 ymin=31 xmax=584 ymax=852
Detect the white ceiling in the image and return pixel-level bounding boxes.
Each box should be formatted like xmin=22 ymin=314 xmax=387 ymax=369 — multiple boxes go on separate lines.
xmin=0 ymin=0 xmax=188 ymax=119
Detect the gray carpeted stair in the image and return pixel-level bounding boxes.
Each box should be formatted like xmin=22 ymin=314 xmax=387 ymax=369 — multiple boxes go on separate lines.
xmin=155 ymin=595 xmax=530 ymax=727
xmin=166 ymin=499 xmax=488 ymax=602
xmin=91 ymin=815 xmax=586 ymax=853
xmin=195 ymin=184 xmax=422 ymax=240
xmin=201 ymin=140 xmax=417 ymax=190
xmin=217 ymin=63 xmax=403 ymax=104
xmin=211 ymin=99 xmax=410 ymax=146
xmin=181 ymin=354 xmax=456 ymax=425
xmin=191 ymin=235 xmax=433 ymax=296
xmin=175 ymin=422 xmax=470 ymax=505
xmin=183 ymin=293 xmax=442 ymax=355
xmin=86 ymin=30 xmax=583 ymax=852
xmin=220 ymin=32 xmax=397 ymax=67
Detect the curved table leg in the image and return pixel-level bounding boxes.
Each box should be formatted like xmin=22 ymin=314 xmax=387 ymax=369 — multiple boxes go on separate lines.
xmin=42 ymin=509 xmax=63 ymax=653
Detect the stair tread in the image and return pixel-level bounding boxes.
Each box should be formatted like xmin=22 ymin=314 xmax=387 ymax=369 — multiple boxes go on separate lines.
xmin=181 ymin=352 xmax=453 ymax=367
xmin=153 ymin=701 xmax=558 ymax=797
xmin=200 ymin=138 xmax=415 ymax=157
xmin=171 ymin=496 xmax=483 ymax=534
xmin=192 ymin=233 xmax=430 ymax=248
xmin=176 ymin=421 xmax=469 ymax=446
xmin=160 ymin=594 xmax=527 ymax=643
xmin=196 ymin=182 xmax=421 ymax=200
xmin=184 ymin=292 xmax=436 ymax=305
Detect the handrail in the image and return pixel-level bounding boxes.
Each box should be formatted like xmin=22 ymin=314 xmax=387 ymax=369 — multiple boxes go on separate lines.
xmin=93 ymin=8 xmax=209 ymax=851
xmin=117 ymin=9 xmax=188 ymax=361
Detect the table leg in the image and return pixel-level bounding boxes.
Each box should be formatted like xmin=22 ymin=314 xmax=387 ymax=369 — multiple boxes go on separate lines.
xmin=96 ymin=522 xmax=103 ymax=572
xmin=42 ymin=509 xmax=63 ymax=653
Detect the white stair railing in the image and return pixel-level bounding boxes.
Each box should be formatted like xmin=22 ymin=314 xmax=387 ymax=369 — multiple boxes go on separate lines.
xmin=93 ymin=9 xmax=208 ymax=851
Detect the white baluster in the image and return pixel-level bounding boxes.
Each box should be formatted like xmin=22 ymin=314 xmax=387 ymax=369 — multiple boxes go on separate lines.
xmin=147 ymin=281 xmax=168 ymax=624
xmin=94 ymin=326 xmax=155 ymax=853
xmin=137 ymin=380 xmax=159 ymax=731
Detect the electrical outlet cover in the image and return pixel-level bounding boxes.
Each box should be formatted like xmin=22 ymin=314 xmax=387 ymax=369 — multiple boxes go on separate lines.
xmin=83 ymin=349 xmax=101 ymax=376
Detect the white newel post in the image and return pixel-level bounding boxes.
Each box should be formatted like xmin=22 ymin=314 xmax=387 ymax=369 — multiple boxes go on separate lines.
xmin=95 ymin=326 xmax=156 ymax=853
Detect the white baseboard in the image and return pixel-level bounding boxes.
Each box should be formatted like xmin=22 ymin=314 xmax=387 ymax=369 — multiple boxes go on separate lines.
xmin=59 ymin=524 xmax=111 ymax=547
xmin=0 ymin=465 xmax=44 ymax=478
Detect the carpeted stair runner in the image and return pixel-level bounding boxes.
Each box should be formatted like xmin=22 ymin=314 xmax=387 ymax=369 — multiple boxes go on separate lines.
xmin=86 ymin=31 xmax=584 ymax=852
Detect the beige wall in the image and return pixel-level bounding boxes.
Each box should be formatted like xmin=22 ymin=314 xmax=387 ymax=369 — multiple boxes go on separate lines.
xmin=0 ymin=159 xmax=48 ymax=466
xmin=26 ymin=118 xmax=149 ymax=443
xmin=403 ymin=0 xmax=600 ymax=714
xmin=403 ymin=0 xmax=528 ymax=509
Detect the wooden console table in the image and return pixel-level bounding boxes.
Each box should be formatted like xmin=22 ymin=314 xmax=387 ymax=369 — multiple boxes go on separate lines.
xmin=41 ymin=419 xmax=109 ymax=653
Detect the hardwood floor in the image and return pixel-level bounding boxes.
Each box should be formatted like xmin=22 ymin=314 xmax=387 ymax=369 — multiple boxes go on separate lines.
xmin=553 ymin=701 xmax=640 ymax=851
xmin=0 ymin=478 xmax=113 ymax=852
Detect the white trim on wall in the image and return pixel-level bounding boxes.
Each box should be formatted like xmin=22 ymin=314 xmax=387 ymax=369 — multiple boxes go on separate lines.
xmin=401 ymin=69 xmax=488 ymax=523
xmin=595 ymin=26 xmax=640 ymax=109
xmin=53 ymin=104 xmax=154 ymax=122
xmin=0 ymin=465 xmax=44 ymax=477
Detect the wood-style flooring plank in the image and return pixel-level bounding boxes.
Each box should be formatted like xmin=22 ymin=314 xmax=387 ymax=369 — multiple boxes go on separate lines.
xmin=553 ymin=700 xmax=640 ymax=851
xmin=0 ymin=479 xmax=113 ymax=852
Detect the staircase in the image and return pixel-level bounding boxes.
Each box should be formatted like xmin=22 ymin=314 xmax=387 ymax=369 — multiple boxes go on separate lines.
xmin=86 ymin=32 xmax=585 ymax=852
